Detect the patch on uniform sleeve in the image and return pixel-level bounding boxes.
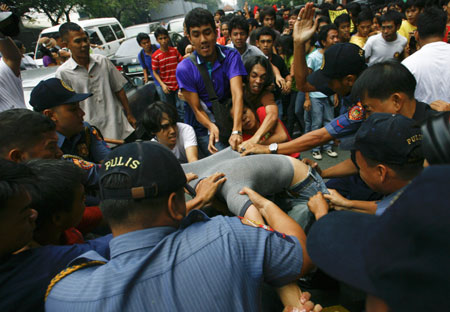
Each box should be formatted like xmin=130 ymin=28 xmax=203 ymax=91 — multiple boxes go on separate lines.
xmin=71 ymin=158 xmax=95 ymax=170
xmin=238 ymin=216 xmax=286 ymax=238
xmin=77 ymin=143 xmax=89 ymax=158
xmin=91 ymin=127 xmax=103 ymax=141
xmin=348 ymin=105 xmax=365 ymax=121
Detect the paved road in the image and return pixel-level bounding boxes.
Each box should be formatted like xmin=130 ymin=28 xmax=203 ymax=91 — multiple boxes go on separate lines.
xmin=301 ymin=146 xmax=350 ymax=171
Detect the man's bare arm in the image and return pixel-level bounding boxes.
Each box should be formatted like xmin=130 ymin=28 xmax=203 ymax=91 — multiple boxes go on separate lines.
xmin=115 ymin=88 xmax=136 ymax=128
xmin=0 ymin=35 xmax=22 ymax=77
xmin=229 ymin=75 xmax=244 ymax=150
xmin=321 ymin=158 xmax=358 ymax=179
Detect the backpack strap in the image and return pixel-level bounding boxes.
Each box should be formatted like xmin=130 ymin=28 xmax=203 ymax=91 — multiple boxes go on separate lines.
xmin=188 ymin=53 xmax=219 ymax=104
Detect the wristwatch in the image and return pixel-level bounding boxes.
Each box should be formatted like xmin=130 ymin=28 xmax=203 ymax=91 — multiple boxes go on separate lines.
xmin=231 ymin=130 xmax=242 ymax=136
xmin=269 ymin=143 xmax=278 ymax=154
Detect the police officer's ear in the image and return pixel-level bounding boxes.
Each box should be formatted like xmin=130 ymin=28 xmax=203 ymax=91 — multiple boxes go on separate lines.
xmin=7 ymin=149 xmax=25 ymax=163
xmin=167 ymin=189 xmax=186 ymax=222
xmin=389 ymin=93 xmax=404 ymax=113
xmin=42 ymin=108 xmax=57 ymax=123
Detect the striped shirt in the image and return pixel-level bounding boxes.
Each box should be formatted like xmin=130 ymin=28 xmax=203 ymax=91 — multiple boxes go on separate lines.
xmin=152 ymin=47 xmax=183 ymax=91
xmin=45 ymin=210 xmax=303 ymax=312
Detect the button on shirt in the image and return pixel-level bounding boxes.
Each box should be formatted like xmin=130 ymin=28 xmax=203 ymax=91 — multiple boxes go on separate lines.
xmin=57 ymin=122 xmax=110 ymax=163
xmin=176 ymin=45 xmax=247 ymax=136
xmin=56 ymin=54 xmax=134 ymax=140
xmin=45 ymin=210 xmax=303 ymax=312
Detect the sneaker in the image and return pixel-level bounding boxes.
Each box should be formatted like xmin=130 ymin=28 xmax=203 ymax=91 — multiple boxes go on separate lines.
xmin=326 ymin=149 xmax=338 ymax=158
xmin=312 ymin=151 xmax=322 ymax=160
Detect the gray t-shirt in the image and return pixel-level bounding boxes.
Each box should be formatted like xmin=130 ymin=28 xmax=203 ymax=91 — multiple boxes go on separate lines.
xmin=364 ymin=33 xmax=407 ymax=66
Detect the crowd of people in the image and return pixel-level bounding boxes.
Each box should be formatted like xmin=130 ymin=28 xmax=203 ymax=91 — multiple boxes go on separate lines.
xmin=0 ymin=0 xmax=450 ymax=311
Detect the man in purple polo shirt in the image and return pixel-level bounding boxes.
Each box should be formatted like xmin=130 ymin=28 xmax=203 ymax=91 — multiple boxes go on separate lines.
xmin=176 ymin=8 xmax=247 ymax=156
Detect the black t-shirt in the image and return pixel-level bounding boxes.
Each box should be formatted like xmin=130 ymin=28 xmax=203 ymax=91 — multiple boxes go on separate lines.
xmin=412 ymin=101 xmax=438 ymax=124
xmin=270 ymin=53 xmax=289 ymax=99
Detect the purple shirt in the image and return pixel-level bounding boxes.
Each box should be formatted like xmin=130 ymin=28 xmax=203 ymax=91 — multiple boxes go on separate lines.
xmin=176 ymin=45 xmax=247 ymax=136
xmin=43 ymin=55 xmax=56 ymax=67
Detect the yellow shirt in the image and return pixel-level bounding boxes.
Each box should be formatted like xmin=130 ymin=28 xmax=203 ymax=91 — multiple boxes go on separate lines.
xmin=398 ymin=20 xmax=416 ymax=44
xmin=350 ymin=35 xmax=368 ymax=48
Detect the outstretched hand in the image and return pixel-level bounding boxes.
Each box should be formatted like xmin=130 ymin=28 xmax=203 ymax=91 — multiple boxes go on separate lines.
xmin=293 ymin=2 xmax=319 ymax=45
xmin=195 ymin=172 xmax=226 ymax=207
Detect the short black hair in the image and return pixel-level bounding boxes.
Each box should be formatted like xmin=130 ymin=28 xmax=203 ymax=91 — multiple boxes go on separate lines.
xmin=256 ymin=26 xmax=276 ymax=40
xmin=318 ymin=24 xmax=338 ymax=48
xmin=352 ymin=61 xmax=417 ymax=102
xmin=136 ymin=32 xmax=150 ymax=45
xmin=405 ymin=0 xmax=425 ymax=10
xmin=185 ymin=8 xmax=216 ymax=35
xmin=334 ymin=13 xmax=351 ymax=28
xmin=100 ymin=172 xmax=181 ymax=226
xmin=318 ymin=16 xmax=331 ymax=25
xmin=0 ymin=109 xmax=56 ymax=158
xmin=215 ymin=9 xmax=225 ymax=16
xmin=244 ymin=55 xmax=274 ymax=93
xmin=59 ymin=22 xmax=83 ymax=41
xmin=154 ymin=26 xmax=169 ymax=39
xmin=142 ymin=101 xmax=178 ymax=135
xmin=290 ymin=8 xmax=300 ymax=17
xmin=229 ymin=15 xmax=249 ymax=35
xmin=356 ymin=10 xmax=374 ymax=25
xmin=260 ymin=7 xmax=276 ymax=23
xmin=278 ymin=34 xmax=293 ymax=57
xmin=388 ymin=1 xmax=405 ymax=12
xmin=27 ymin=159 xmax=86 ymax=230
xmin=346 ymin=2 xmax=362 ymax=17
xmin=0 ymin=159 xmax=36 ymax=210
xmin=380 ymin=10 xmax=403 ymax=26
xmin=417 ymin=7 xmax=447 ymax=39
xmin=247 ymin=18 xmax=259 ymax=28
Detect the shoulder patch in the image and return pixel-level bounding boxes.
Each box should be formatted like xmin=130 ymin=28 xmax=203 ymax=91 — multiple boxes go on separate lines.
xmin=348 ymin=105 xmax=365 ymax=121
xmin=91 ymin=127 xmax=103 ymax=141
xmin=71 ymin=158 xmax=95 ymax=170
xmin=45 ymin=260 xmax=105 ymax=300
xmin=238 ymin=216 xmax=286 ymax=238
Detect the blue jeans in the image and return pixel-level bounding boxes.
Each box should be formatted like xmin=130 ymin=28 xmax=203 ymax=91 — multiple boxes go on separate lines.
xmin=164 ymin=90 xmax=185 ymax=122
xmin=197 ymin=134 xmax=229 ymax=159
xmin=295 ymin=91 xmax=306 ymax=131
xmin=155 ymin=85 xmax=167 ymax=103
xmin=275 ymin=167 xmax=328 ymax=233
xmin=304 ymin=96 xmax=334 ymax=152
xmin=275 ymin=98 xmax=283 ymax=118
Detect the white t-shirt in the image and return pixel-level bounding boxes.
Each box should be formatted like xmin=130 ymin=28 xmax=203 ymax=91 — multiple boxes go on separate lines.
xmin=152 ymin=122 xmax=197 ymax=163
xmin=363 ymin=33 xmax=407 ymax=66
xmin=0 ymin=58 xmax=26 ymax=112
xmin=402 ymin=41 xmax=450 ymax=104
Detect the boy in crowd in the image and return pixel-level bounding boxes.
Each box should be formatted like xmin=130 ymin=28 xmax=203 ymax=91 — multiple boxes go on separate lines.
xmin=152 ymin=27 xmax=185 ymax=121
xmin=333 ymin=13 xmax=351 ymax=43
xmin=398 ymin=0 xmax=424 ymax=45
xmin=30 ymin=78 xmax=110 ymax=164
xmin=256 ymin=26 xmax=292 ymax=117
xmin=350 ymin=10 xmax=373 ymax=48
xmin=402 ymin=7 xmax=450 ymax=106
xmin=364 ymin=10 xmax=406 ymax=66
xmin=136 ymin=33 xmax=164 ymax=98
xmin=142 ymin=101 xmax=198 ymax=163
xmin=176 ymin=8 xmax=246 ymax=155
xmin=304 ymin=24 xmax=340 ymax=160
xmin=227 ymin=15 xmax=265 ymax=63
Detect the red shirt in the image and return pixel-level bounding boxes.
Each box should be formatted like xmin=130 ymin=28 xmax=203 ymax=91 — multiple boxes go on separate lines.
xmin=243 ymin=106 xmax=300 ymax=158
xmin=152 ymin=47 xmax=183 ymax=91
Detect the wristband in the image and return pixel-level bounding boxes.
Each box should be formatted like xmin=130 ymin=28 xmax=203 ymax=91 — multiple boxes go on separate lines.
xmin=231 ymin=130 xmax=242 ymax=136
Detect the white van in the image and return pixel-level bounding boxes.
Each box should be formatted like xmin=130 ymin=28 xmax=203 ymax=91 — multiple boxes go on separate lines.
xmin=34 ymin=17 xmax=126 ymax=66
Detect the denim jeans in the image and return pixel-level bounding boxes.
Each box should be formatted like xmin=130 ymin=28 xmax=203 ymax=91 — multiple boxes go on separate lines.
xmin=304 ymin=96 xmax=334 ymax=152
xmin=197 ymin=134 xmax=229 ymax=159
xmin=295 ymin=91 xmax=306 ymax=132
xmin=155 ymin=85 xmax=167 ymax=103
xmin=164 ymin=90 xmax=185 ymax=122
xmin=275 ymin=166 xmax=328 ymax=233
xmin=275 ymin=98 xmax=283 ymax=118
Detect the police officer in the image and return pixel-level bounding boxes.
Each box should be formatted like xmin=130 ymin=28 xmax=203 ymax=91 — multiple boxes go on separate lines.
xmin=45 ymin=142 xmax=317 ymax=311
xmin=30 ymin=78 xmax=110 ymax=164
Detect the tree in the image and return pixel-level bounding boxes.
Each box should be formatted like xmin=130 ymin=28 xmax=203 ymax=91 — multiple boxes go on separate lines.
xmin=6 ymin=0 xmax=80 ymax=25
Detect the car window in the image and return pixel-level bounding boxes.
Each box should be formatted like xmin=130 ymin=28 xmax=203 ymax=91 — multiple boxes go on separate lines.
xmin=87 ymin=30 xmax=103 ymax=45
xmin=149 ymin=22 xmax=161 ymax=33
xmin=124 ymin=25 xmax=150 ymax=38
xmin=169 ymin=20 xmax=184 ymax=33
xmin=99 ymin=26 xmax=117 ymax=42
xmin=112 ymin=24 xmax=125 ymax=39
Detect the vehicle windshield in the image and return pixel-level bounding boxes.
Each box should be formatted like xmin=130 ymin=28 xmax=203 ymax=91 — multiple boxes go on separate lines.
xmin=125 ymin=26 xmax=149 ymax=38
xmin=169 ymin=20 xmax=184 ymax=33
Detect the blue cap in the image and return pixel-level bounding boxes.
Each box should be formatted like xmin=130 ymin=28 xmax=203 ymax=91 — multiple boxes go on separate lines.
xmin=99 ymin=141 xmax=187 ymax=200
xmin=29 ymin=78 xmax=92 ymax=112
xmin=307 ymin=165 xmax=450 ymax=311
